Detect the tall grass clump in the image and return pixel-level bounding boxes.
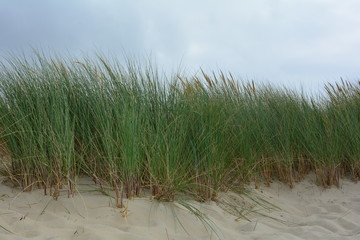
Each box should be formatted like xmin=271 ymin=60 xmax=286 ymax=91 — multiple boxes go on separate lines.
xmin=0 ymin=52 xmax=359 ymax=204
xmin=0 ymin=55 xmax=76 ymax=198
xmin=321 ymin=80 xmax=360 ymax=183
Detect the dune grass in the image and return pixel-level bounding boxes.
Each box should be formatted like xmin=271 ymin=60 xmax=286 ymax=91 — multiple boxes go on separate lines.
xmin=0 ymin=53 xmax=359 ymax=205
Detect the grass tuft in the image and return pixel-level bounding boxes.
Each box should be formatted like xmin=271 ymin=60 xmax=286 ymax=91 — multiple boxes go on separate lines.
xmin=0 ymin=52 xmax=359 ymax=205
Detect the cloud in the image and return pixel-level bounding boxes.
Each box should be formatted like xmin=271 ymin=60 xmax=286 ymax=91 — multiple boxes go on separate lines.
xmin=0 ymin=0 xmax=359 ymax=91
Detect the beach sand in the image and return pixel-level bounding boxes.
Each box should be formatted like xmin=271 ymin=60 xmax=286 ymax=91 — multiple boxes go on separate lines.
xmin=0 ymin=175 xmax=359 ymax=240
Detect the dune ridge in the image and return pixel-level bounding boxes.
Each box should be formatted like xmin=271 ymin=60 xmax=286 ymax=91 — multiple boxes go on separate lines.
xmin=0 ymin=175 xmax=359 ymax=240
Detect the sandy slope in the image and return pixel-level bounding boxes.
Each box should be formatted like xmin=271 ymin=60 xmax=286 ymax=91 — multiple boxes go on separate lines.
xmin=0 ymin=176 xmax=359 ymax=240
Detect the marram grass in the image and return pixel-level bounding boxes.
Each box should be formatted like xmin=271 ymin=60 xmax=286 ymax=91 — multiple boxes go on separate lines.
xmin=0 ymin=53 xmax=359 ymax=205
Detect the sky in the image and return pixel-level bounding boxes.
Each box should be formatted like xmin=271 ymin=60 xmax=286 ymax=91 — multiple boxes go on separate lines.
xmin=0 ymin=0 xmax=360 ymax=94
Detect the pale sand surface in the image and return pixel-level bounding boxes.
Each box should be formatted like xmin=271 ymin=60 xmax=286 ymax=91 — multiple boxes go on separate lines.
xmin=0 ymin=176 xmax=359 ymax=240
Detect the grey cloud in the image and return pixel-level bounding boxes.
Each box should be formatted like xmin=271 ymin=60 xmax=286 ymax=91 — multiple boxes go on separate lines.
xmin=0 ymin=0 xmax=359 ymax=92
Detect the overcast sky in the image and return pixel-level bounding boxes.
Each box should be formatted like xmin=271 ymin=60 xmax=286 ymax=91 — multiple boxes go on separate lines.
xmin=1 ymin=0 xmax=359 ymax=93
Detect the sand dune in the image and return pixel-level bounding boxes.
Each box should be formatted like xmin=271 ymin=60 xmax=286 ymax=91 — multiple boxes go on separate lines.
xmin=0 ymin=176 xmax=359 ymax=240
